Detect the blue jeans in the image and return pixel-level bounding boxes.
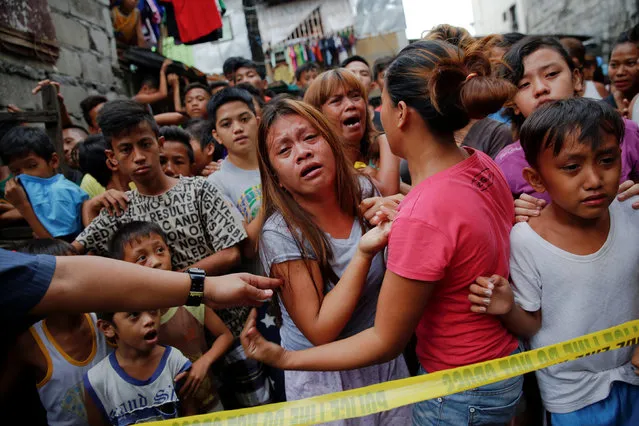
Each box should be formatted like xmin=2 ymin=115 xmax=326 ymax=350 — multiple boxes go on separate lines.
xmin=550 ymin=381 xmax=639 ymax=426
xmin=412 ymin=365 xmax=523 ymax=426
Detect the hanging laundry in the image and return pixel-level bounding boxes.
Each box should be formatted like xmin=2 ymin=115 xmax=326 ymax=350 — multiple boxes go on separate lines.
xmin=335 ymin=36 xmax=348 ymax=63
xmin=159 ymin=0 xmax=222 ymax=44
xmin=288 ymin=45 xmax=297 ymax=70
xmin=163 ymin=2 xmax=181 ymax=43
xmin=294 ymin=44 xmax=305 ymax=66
xmin=217 ymin=0 xmax=227 ymax=16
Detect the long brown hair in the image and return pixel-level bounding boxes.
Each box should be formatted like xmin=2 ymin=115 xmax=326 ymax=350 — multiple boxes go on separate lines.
xmin=303 ymin=68 xmax=379 ymax=163
xmin=258 ymin=98 xmax=370 ymax=285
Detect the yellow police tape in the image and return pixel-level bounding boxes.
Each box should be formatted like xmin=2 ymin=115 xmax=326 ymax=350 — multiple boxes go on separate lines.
xmin=148 ymin=320 xmax=639 ymax=426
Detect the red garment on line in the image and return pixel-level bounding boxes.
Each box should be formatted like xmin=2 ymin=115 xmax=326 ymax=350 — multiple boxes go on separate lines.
xmin=161 ymin=0 xmax=222 ymax=43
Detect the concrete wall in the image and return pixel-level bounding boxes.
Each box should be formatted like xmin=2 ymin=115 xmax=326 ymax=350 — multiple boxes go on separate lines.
xmin=524 ymin=0 xmax=638 ymax=56
xmin=0 ymin=0 xmax=126 ymax=126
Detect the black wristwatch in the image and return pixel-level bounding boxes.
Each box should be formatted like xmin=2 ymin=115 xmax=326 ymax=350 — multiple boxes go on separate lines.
xmin=185 ymin=268 xmax=206 ymax=306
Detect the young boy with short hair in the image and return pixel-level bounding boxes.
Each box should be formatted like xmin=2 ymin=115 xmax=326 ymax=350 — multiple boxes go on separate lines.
xmin=232 ymin=59 xmax=269 ymax=101
xmin=71 ymin=100 xmax=247 ymax=276
xmin=158 ymin=126 xmax=195 ymax=178
xmin=183 ymin=83 xmax=211 ymax=120
xmin=80 ymin=95 xmax=107 ymax=134
xmin=84 ymin=308 xmax=195 ymax=425
xmin=109 ymin=221 xmax=234 ymax=414
xmin=0 ymin=127 xmax=89 ymax=240
xmin=295 ymin=62 xmax=319 ymax=90
xmin=185 ymin=119 xmax=224 ymax=177
xmin=470 ymin=98 xmax=639 ymax=425
xmin=1 ymin=239 xmax=110 ymax=426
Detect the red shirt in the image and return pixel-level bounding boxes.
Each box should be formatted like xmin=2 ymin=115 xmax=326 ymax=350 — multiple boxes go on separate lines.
xmin=163 ymin=0 xmax=222 ymax=43
xmin=387 ymin=148 xmax=518 ymax=372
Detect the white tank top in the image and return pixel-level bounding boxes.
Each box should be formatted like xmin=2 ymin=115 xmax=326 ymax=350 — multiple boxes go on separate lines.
xmin=30 ymin=313 xmax=110 ymax=426
xmin=583 ymin=80 xmax=603 ymax=100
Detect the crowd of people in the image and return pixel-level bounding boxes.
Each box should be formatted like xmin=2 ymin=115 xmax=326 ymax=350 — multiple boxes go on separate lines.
xmin=3 ymin=21 xmax=639 ymax=426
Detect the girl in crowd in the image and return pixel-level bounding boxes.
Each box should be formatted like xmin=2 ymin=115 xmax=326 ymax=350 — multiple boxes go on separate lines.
xmin=304 ymin=69 xmax=401 ymax=196
xmin=494 ymin=36 xmax=639 ymax=206
xmin=606 ymin=32 xmax=639 ymax=114
xmin=243 ymin=40 xmax=521 ymax=425
xmin=256 ymin=97 xmax=411 ymax=424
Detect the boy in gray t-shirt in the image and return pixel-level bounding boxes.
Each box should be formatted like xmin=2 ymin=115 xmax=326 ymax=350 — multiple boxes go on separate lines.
xmin=469 ymin=99 xmax=639 ymax=423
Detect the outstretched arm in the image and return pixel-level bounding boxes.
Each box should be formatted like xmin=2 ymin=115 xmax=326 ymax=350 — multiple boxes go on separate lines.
xmin=30 ymin=256 xmax=280 ymax=316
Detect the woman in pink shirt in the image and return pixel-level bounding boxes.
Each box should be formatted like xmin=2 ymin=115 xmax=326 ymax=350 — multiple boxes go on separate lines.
xmin=241 ymin=40 xmax=523 ymax=425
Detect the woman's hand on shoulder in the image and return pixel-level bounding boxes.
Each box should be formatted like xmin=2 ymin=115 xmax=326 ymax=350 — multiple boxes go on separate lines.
xmin=360 ymin=193 xmax=404 ymax=226
xmin=617 ymin=180 xmax=639 ymax=209
xmin=514 ymin=193 xmax=546 ymax=223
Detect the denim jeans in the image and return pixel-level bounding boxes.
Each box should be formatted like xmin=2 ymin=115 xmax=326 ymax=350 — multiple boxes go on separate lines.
xmin=550 ymin=381 xmax=639 ymax=426
xmin=412 ymin=365 xmax=523 ymax=426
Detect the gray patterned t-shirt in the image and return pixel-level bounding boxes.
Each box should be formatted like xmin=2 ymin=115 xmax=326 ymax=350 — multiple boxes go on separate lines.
xmin=75 ymin=176 xmax=247 ymax=270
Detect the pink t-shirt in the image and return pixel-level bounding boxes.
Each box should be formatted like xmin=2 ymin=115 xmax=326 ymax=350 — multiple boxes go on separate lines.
xmin=387 ymin=148 xmax=518 ymax=373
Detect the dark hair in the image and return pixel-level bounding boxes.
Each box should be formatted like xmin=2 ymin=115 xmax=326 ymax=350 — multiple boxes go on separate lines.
xmin=77 ymin=134 xmax=111 ymax=187
xmin=496 ymin=32 xmax=526 ymax=49
xmin=63 ymin=124 xmax=90 ymax=136
xmin=0 ymin=126 xmax=56 ymax=165
xmin=295 ymin=62 xmax=319 ymax=81
xmin=560 ymin=37 xmax=586 ymax=67
xmin=140 ymin=74 xmax=159 ymax=90
xmin=209 ymin=80 xmax=230 ymax=92
xmin=185 ymin=119 xmax=208 ymax=147
xmin=109 ymin=220 xmax=169 ymax=261
xmin=97 ymin=100 xmax=160 ymax=147
xmin=183 ymin=82 xmax=211 ymax=100
xmin=373 ymin=56 xmax=393 ymax=81
xmin=499 ymin=36 xmax=575 ymax=135
xmin=520 ymin=98 xmax=624 ymax=168
xmin=206 ymin=87 xmax=257 ymax=128
xmin=340 ymin=55 xmax=369 ymax=69
xmin=80 ymin=95 xmax=108 ymax=128
xmin=17 ymin=238 xmax=77 ymax=256
xmin=159 ymin=125 xmax=194 ymax=163
xmin=233 ymin=58 xmax=265 ymax=80
xmin=235 ymin=82 xmax=266 ymax=108
xmin=223 ymin=56 xmax=244 ymax=77
xmin=385 ymin=40 xmax=515 ymax=134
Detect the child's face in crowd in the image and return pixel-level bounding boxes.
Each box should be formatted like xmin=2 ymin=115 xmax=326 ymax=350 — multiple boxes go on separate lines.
xmin=63 ymin=128 xmax=87 ymax=167
xmin=608 ymin=42 xmax=639 ymax=98
xmin=298 ymin=69 xmax=318 ymax=89
xmin=189 ymin=138 xmax=214 ymax=175
xmin=213 ymin=101 xmax=259 ymax=158
xmin=101 ymin=310 xmax=161 ymax=352
xmin=345 ymin=61 xmax=373 ymax=91
xmin=375 ymin=69 xmax=386 ymax=92
xmin=160 ymin=140 xmax=193 ymax=177
xmin=89 ymin=103 xmax=105 ymax=134
xmin=234 ymin=67 xmax=265 ymax=92
xmin=266 ymin=114 xmax=336 ymax=198
xmin=526 ymin=132 xmax=622 ymax=221
xmin=106 ymin=122 xmax=163 ymax=185
xmin=321 ymin=84 xmax=367 ymax=146
xmin=185 ymin=88 xmax=210 ymax=119
xmin=122 ymin=233 xmax=173 ymax=270
xmin=8 ymin=152 xmax=59 ymax=178
xmin=513 ymin=48 xmax=581 ymax=119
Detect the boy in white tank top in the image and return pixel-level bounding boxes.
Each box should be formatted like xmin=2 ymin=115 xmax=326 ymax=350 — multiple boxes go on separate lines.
xmin=1 ymin=239 xmax=110 ymax=426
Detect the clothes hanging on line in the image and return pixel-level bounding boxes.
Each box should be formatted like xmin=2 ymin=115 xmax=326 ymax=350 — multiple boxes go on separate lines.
xmin=159 ymin=0 xmax=223 ymax=45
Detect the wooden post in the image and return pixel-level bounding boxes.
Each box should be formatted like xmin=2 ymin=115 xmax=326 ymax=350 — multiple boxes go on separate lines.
xmin=41 ymin=85 xmax=67 ymax=175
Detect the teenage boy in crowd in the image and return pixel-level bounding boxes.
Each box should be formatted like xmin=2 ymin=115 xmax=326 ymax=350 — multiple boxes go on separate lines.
xmin=207 ymin=87 xmax=285 ymax=402
xmin=295 ymin=62 xmax=320 ymax=91
xmin=159 ymin=126 xmax=195 ymax=178
xmin=185 ymin=119 xmax=225 ymax=177
xmin=71 ymin=100 xmax=247 ymax=278
xmin=233 ymin=59 xmax=270 ymax=102
xmin=80 ymin=95 xmax=108 ymax=135
xmin=341 ymin=55 xmax=374 ymax=93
